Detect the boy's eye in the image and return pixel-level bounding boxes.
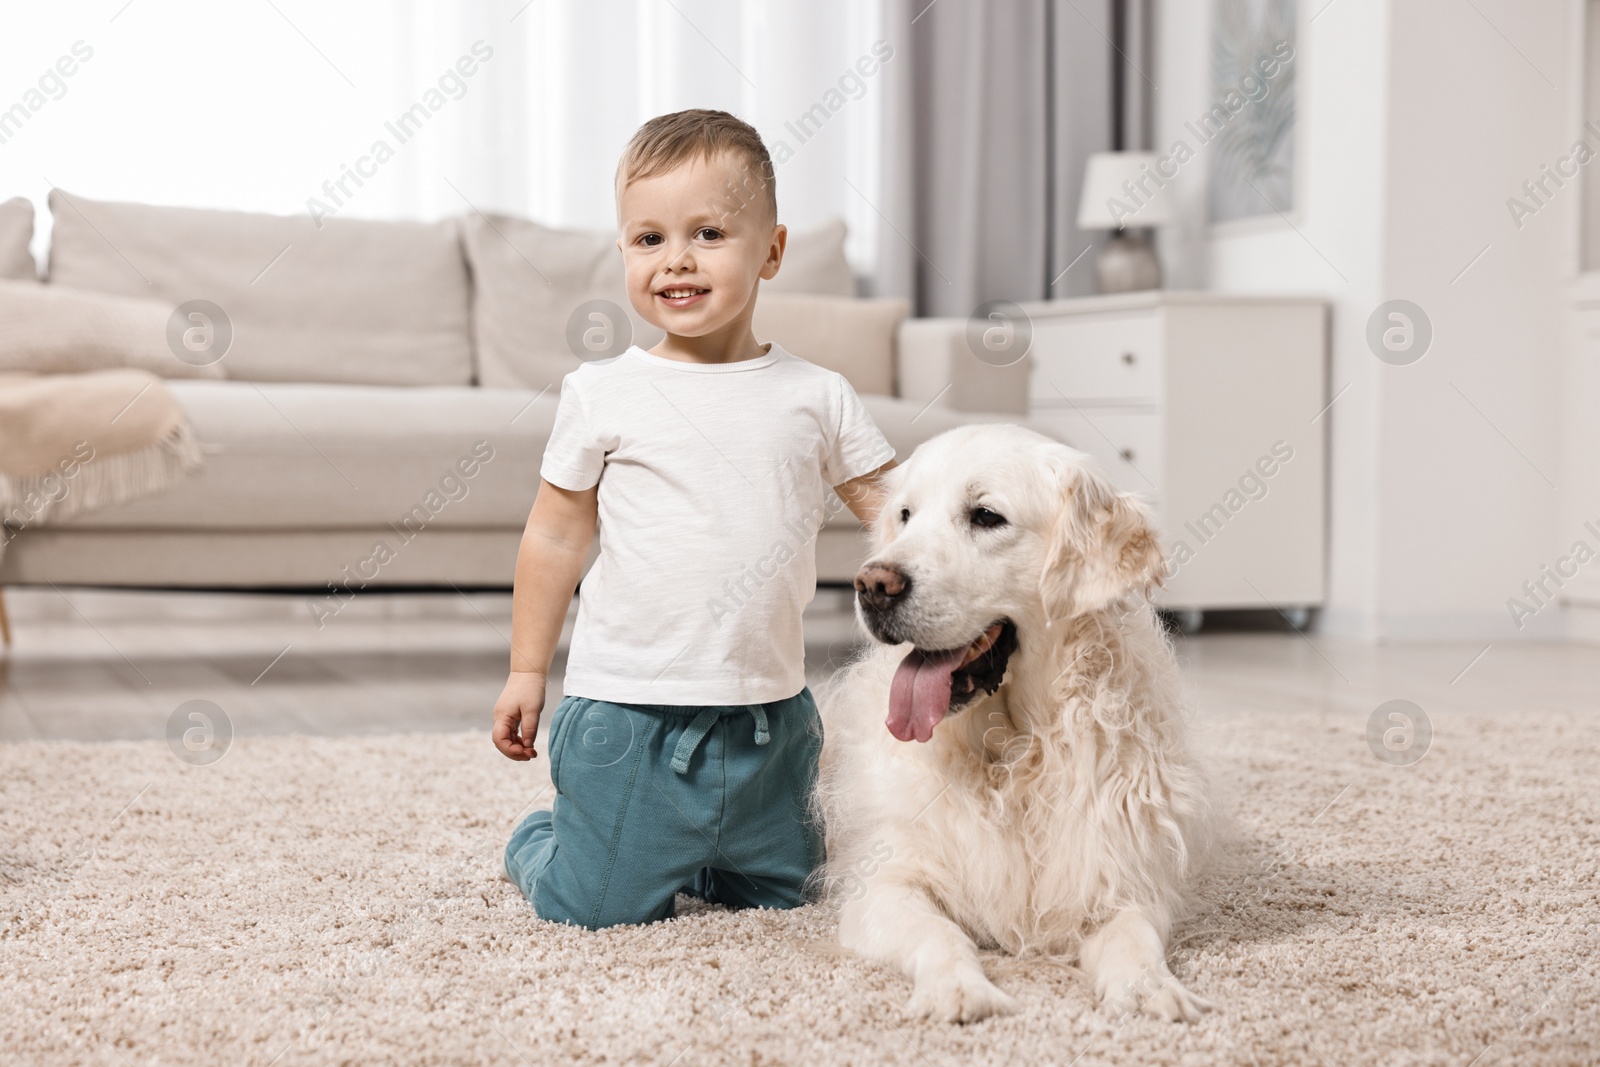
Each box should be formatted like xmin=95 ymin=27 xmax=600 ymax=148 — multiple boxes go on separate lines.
xmin=638 ymin=233 xmax=663 ymax=247
xmin=697 ymin=227 xmax=722 ymax=241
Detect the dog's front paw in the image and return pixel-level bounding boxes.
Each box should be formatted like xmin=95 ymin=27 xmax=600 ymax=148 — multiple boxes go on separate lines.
xmin=906 ymin=967 xmax=1021 ymax=1024
xmin=1104 ymin=973 xmax=1216 ymax=1024
xmin=1139 ymin=978 xmax=1215 ymax=1023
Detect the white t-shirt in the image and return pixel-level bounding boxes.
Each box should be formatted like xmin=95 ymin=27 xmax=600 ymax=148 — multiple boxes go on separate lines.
xmin=539 ymin=341 xmax=896 ymax=705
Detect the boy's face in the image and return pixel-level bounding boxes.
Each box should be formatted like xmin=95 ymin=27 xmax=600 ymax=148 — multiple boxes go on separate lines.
xmin=616 ymin=151 xmax=785 ymax=341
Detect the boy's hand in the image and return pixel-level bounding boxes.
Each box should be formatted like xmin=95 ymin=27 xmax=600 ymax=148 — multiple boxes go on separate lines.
xmin=493 ymin=670 xmax=547 ymax=761
xmin=834 ymin=458 xmax=898 ymax=526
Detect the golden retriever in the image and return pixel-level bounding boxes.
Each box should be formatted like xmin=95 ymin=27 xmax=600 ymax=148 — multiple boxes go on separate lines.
xmin=809 ymin=424 xmax=1215 ymax=1024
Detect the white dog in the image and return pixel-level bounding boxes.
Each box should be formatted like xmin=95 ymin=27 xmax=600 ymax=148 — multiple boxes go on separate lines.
xmin=809 ymin=424 xmax=1215 ymax=1024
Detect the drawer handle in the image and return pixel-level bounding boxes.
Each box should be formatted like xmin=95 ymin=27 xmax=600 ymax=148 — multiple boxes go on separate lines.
xmin=1120 ymin=351 xmax=1136 ymax=365
xmin=1119 ymin=447 xmax=1137 ymax=463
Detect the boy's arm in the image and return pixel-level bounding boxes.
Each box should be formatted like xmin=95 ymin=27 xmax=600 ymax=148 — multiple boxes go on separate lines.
xmin=833 ymin=458 xmax=899 ymax=527
xmin=493 ymin=477 xmax=598 ymax=761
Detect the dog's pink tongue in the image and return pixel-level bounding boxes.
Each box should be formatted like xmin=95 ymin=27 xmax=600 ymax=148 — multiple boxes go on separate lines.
xmin=888 ymin=647 xmax=966 ymax=743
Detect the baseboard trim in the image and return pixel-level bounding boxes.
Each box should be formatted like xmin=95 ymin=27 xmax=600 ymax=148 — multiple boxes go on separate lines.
xmin=1563 ymin=602 xmax=1600 ymax=644
xmin=1314 ymin=603 xmax=1572 ymax=643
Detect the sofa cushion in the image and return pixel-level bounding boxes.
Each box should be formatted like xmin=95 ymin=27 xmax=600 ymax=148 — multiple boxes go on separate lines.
xmin=51 ymin=382 xmax=1065 ymax=535
xmin=1 ymin=197 xmax=35 ymax=281
xmin=764 ymin=216 xmax=854 ymax=297
xmin=752 ymin=293 xmax=906 ymax=397
xmin=0 ymin=280 xmax=223 ymax=379
xmin=462 ymin=214 xmax=859 ymax=391
xmin=461 ymin=214 xmax=664 ymax=392
xmin=45 ymin=190 xmax=473 ymax=387
xmin=54 ymin=380 xmax=551 ymax=530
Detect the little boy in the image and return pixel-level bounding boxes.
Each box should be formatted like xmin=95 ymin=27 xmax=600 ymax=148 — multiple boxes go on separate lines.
xmin=493 ymin=108 xmax=898 ymax=930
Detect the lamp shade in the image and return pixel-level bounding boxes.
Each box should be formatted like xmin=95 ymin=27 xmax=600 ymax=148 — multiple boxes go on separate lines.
xmin=1077 ymin=151 xmax=1174 ymax=230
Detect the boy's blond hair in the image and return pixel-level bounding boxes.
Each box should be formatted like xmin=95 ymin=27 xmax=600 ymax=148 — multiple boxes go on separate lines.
xmin=615 ymin=108 xmax=777 ymax=227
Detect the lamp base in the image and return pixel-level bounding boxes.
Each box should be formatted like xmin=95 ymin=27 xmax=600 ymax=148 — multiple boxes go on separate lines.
xmin=1094 ymin=232 xmax=1162 ymax=293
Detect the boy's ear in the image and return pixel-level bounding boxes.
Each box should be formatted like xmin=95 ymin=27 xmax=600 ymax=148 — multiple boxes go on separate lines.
xmin=762 ymin=222 xmax=787 ymax=280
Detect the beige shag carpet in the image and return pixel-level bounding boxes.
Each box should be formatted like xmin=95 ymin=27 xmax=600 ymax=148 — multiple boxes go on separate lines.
xmin=2 ymin=707 xmax=1597 ymax=1067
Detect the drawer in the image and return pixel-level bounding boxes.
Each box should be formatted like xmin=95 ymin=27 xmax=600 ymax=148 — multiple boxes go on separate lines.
xmin=1028 ymin=312 xmax=1163 ymax=403
xmin=1028 ymin=407 xmax=1164 ymax=499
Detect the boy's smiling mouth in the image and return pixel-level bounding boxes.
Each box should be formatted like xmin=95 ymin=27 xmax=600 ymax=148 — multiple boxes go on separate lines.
xmin=655 ymin=285 xmax=710 ymax=308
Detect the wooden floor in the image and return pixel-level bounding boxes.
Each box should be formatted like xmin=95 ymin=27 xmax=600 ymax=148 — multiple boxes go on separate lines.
xmin=0 ymin=586 xmax=1595 ymax=743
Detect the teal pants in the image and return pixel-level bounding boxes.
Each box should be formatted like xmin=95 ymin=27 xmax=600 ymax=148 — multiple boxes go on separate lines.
xmin=504 ymin=685 xmax=825 ymax=930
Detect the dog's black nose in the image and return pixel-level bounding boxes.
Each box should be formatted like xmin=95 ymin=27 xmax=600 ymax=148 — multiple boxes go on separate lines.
xmin=855 ymin=562 xmax=911 ymax=612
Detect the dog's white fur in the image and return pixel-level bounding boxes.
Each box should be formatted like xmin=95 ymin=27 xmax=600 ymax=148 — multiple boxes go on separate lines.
xmin=808 ymin=424 xmax=1215 ymax=1024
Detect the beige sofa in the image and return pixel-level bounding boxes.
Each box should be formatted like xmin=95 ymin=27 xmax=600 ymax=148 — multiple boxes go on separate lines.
xmin=0 ymin=192 xmax=1038 ymax=594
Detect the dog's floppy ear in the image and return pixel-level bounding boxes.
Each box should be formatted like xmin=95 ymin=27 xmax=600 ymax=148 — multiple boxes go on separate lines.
xmin=1038 ymin=452 xmax=1166 ymax=622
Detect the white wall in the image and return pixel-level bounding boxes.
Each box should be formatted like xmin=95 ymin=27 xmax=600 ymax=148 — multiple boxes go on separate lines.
xmin=1379 ymin=0 xmax=1568 ymax=639
xmin=1560 ymin=1 xmax=1600 ymax=640
xmin=1156 ymin=0 xmax=1573 ymax=641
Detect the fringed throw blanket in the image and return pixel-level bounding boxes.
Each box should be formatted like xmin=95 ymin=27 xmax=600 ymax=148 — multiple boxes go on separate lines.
xmin=0 ymin=368 xmax=206 ymax=568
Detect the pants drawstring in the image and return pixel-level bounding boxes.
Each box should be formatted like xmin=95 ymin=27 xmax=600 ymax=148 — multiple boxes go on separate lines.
xmin=750 ymin=704 xmax=771 ymax=745
xmin=670 ymin=705 xmax=771 ymax=774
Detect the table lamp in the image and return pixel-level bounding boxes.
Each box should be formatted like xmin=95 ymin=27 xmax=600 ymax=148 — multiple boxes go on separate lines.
xmin=1077 ymin=151 xmax=1173 ymax=293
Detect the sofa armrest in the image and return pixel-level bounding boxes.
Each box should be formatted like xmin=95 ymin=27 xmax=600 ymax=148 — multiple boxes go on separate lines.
xmin=895 ymin=317 xmax=1029 ymax=415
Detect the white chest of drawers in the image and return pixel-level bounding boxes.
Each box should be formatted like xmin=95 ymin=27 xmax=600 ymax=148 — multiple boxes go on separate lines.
xmin=1015 ymin=292 xmax=1327 ymax=621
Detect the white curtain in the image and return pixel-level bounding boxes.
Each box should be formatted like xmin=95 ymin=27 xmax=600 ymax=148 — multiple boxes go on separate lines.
xmin=1 ymin=1 xmax=887 ymax=279
xmin=454 ymin=0 xmax=888 ymax=276
xmin=874 ymin=0 xmax=1114 ymax=316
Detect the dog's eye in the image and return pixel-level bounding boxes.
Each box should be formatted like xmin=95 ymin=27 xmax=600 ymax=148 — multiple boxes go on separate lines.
xmin=970 ymin=506 xmax=1007 ymax=528
xmin=900 ymin=507 xmax=910 ymax=524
